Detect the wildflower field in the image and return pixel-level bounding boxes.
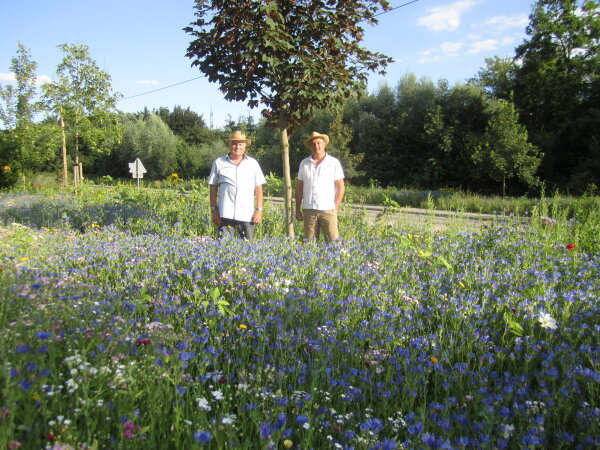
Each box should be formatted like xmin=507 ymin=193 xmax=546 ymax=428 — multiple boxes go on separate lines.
xmin=1 ymin=186 xmax=599 ymax=449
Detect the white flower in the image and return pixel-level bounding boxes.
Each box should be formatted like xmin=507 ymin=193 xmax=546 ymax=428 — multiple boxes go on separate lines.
xmin=211 ymin=390 xmax=224 ymax=401
xmin=196 ymin=397 xmax=211 ymax=411
xmin=538 ymin=313 xmax=558 ymax=330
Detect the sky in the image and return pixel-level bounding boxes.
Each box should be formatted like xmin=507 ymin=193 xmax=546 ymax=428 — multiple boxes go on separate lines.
xmin=1 ymin=0 xmax=535 ymax=129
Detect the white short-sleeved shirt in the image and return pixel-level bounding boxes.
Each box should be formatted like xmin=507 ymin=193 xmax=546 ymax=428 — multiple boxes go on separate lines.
xmin=298 ymin=154 xmax=344 ymax=211
xmin=208 ymin=154 xmax=266 ymax=222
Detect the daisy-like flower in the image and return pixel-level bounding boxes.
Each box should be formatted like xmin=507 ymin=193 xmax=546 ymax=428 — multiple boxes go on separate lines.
xmin=538 ymin=313 xmax=558 ymax=330
xmin=211 ymin=390 xmax=224 ymax=401
xmin=196 ymin=397 xmax=211 ymax=411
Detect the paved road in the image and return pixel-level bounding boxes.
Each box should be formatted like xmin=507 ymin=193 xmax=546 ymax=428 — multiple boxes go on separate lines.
xmin=265 ymin=197 xmax=522 ymax=231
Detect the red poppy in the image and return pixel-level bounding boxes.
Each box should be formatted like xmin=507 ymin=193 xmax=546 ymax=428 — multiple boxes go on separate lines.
xmin=566 ymin=244 xmax=575 ymax=251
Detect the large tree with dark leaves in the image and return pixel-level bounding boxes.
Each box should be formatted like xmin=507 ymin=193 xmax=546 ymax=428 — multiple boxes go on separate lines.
xmin=513 ymin=0 xmax=599 ymax=191
xmin=185 ymin=0 xmax=392 ymax=236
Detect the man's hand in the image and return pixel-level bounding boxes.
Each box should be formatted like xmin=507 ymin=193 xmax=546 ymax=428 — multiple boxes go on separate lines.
xmin=211 ymin=209 xmax=221 ymax=227
xmin=295 ymin=210 xmax=303 ymax=221
xmin=252 ymin=209 xmax=262 ymax=224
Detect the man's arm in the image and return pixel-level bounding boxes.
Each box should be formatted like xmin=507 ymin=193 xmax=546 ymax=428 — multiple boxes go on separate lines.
xmin=295 ymin=179 xmax=304 ymax=220
xmin=209 ymin=184 xmax=221 ymax=227
xmin=252 ymin=184 xmax=264 ymax=224
xmin=334 ymin=178 xmax=345 ymax=210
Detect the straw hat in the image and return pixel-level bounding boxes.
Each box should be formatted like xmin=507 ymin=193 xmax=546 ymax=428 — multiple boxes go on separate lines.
xmin=304 ymin=131 xmax=329 ymax=148
xmin=226 ymin=130 xmax=251 ymax=146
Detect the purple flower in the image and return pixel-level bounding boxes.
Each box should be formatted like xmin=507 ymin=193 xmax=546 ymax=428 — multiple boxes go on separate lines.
xmin=16 ymin=344 xmax=31 ymax=354
xmin=193 ymin=431 xmax=212 ymax=444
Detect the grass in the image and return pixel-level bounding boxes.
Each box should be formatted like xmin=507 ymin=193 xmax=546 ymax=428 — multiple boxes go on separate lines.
xmin=0 ymin=185 xmax=598 ymax=449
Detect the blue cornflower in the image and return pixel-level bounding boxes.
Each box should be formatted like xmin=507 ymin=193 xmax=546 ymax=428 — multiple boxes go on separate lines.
xmin=35 ymin=331 xmax=52 ymax=339
xmin=260 ymin=421 xmax=276 ymax=439
xmin=276 ymin=412 xmax=287 ymax=428
xmin=296 ymin=414 xmax=308 ymax=425
xmin=178 ymin=351 xmax=196 ymax=361
xmin=193 ymin=431 xmax=212 ymax=444
xmin=175 ymin=341 xmax=188 ymax=351
xmin=20 ymin=379 xmax=32 ymax=391
xmin=16 ymin=344 xmax=31 ymax=353
xmin=177 ymin=385 xmax=187 ymax=395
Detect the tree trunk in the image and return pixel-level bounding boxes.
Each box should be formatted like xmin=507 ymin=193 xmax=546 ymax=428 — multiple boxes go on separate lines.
xmin=279 ymin=113 xmax=295 ymax=237
xmin=60 ymin=116 xmax=68 ymax=186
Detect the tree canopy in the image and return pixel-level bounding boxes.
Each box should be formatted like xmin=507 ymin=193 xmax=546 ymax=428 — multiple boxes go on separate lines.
xmin=185 ymin=0 xmax=393 ymax=235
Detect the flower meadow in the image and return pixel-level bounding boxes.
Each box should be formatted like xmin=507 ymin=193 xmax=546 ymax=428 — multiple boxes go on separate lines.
xmin=1 ymin=186 xmax=599 ymax=449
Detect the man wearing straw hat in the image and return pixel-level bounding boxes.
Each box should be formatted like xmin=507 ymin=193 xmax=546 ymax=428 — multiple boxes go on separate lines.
xmin=295 ymin=131 xmax=345 ymax=242
xmin=208 ymin=130 xmax=266 ymax=240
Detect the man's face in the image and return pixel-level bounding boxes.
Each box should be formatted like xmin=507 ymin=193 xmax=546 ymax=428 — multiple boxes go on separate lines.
xmin=309 ymin=138 xmax=326 ymax=155
xmin=229 ymin=141 xmax=247 ymax=156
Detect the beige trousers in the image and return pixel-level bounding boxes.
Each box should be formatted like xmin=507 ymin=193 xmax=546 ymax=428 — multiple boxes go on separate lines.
xmin=302 ymin=209 xmax=339 ymax=242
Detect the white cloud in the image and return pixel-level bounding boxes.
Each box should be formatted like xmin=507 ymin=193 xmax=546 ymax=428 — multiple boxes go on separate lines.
xmin=467 ymin=39 xmax=499 ymax=55
xmin=419 ymin=41 xmax=465 ymax=63
xmin=0 ymin=73 xmax=17 ymax=83
xmin=135 ymin=80 xmax=159 ymax=85
xmin=36 ymin=75 xmax=52 ymax=85
xmin=480 ymin=14 xmax=529 ymax=32
xmin=0 ymin=73 xmax=51 ymax=85
xmin=417 ymin=0 xmax=479 ymax=32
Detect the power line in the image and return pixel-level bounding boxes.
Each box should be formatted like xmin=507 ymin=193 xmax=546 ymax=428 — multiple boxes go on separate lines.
xmin=118 ymin=0 xmax=420 ymax=101
xmin=374 ymin=0 xmax=420 ymax=18
xmin=119 ymin=76 xmax=203 ymax=101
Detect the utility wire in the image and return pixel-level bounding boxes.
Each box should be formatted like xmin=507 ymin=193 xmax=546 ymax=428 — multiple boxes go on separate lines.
xmin=120 ymin=76 xmax=203 ymax=101
xmin=119 ymin=0 xmax=420 ymax=101
xmin=374 ymin=0 xmax=420 ymax=18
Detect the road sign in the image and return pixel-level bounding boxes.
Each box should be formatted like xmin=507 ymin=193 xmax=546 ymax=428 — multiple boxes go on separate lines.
xmin=129 ymin=158 xmax=147 ymax=179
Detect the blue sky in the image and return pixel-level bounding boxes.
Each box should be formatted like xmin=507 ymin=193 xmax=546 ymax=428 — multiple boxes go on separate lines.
xmin=1 ymin=0 xmax=534 ymax=128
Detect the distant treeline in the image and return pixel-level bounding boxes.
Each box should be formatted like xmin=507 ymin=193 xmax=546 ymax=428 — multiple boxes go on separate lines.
xmin=1 ymin=1 xmax=598 ymax=195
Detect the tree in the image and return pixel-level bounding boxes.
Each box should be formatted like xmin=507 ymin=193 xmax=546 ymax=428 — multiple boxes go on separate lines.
xmin=114 ymin=114 xmax=178 ymax=180
xmin=185 ymin=0 xmax=392 ymax=236
xmin=42 ymin=44 xmax=122 ymax=185
xmin=155 ymin=105 xmax=213 ymax=145
xmin=471 ymin=99 xmax=542 ymax=196
xmin=0 ymin=42 xmax=59 ymax=177
xmin=513 ymin=0 xmax=600 ymax=191
xmin=471 ymin=56 xmax=518 ymax=101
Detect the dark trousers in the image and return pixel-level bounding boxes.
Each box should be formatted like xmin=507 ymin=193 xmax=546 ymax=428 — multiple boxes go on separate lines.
xmin=219 ymin=218 xmax=255 ymax=241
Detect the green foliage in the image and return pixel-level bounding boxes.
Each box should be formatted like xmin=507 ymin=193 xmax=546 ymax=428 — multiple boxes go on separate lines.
xmin=185 ymin=0 xmax=392 ymax=133
xmin=114 ymin=114 xmax=179 ymax=180
xmin=470 ymin=99 xmax=542 ymax=195
xmin=41 ymin=43 xmax=122 ymax=182
xmin=155 ymin=105 xmax=213 ymax=145
xmin=512 ymin=0 xmax=600 ymax=191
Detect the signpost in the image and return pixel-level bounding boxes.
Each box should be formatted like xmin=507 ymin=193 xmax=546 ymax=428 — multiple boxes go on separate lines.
xmin=129 ymin=158 xmax=147 ymax=188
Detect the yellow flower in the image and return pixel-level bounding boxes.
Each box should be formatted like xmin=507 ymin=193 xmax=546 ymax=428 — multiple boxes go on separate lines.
xmin=458 ymin=281 xmax=466 ymax=288
xmin=283 ymin=440 xmax=293 ymax=449
xmin=32 ymin=393 xmax=40 ymax=401
xmin=430 ymin=356 xmax=439 ymax=364
xmin=20 ymin=257 xmax=29 ymax=262
xmin=239 ymin=324 xmax=248 ymax=330
xmin=1 ymin=165 xmax=10 ymax=173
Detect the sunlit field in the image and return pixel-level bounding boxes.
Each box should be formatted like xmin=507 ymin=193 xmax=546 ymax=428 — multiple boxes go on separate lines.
xmin=1 ymin=186 xmax=598 ymax=449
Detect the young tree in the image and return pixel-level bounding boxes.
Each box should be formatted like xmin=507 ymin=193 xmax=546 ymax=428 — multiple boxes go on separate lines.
xmin=42 ymin=44 xmax=122 ymax=185
xmin=471 ymin=99 xmax=542 ymax=196
xmin=185 ymin=0 xmax=392 ymax=236
xmin=0 ymin=42 xmax=59 ymax=176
